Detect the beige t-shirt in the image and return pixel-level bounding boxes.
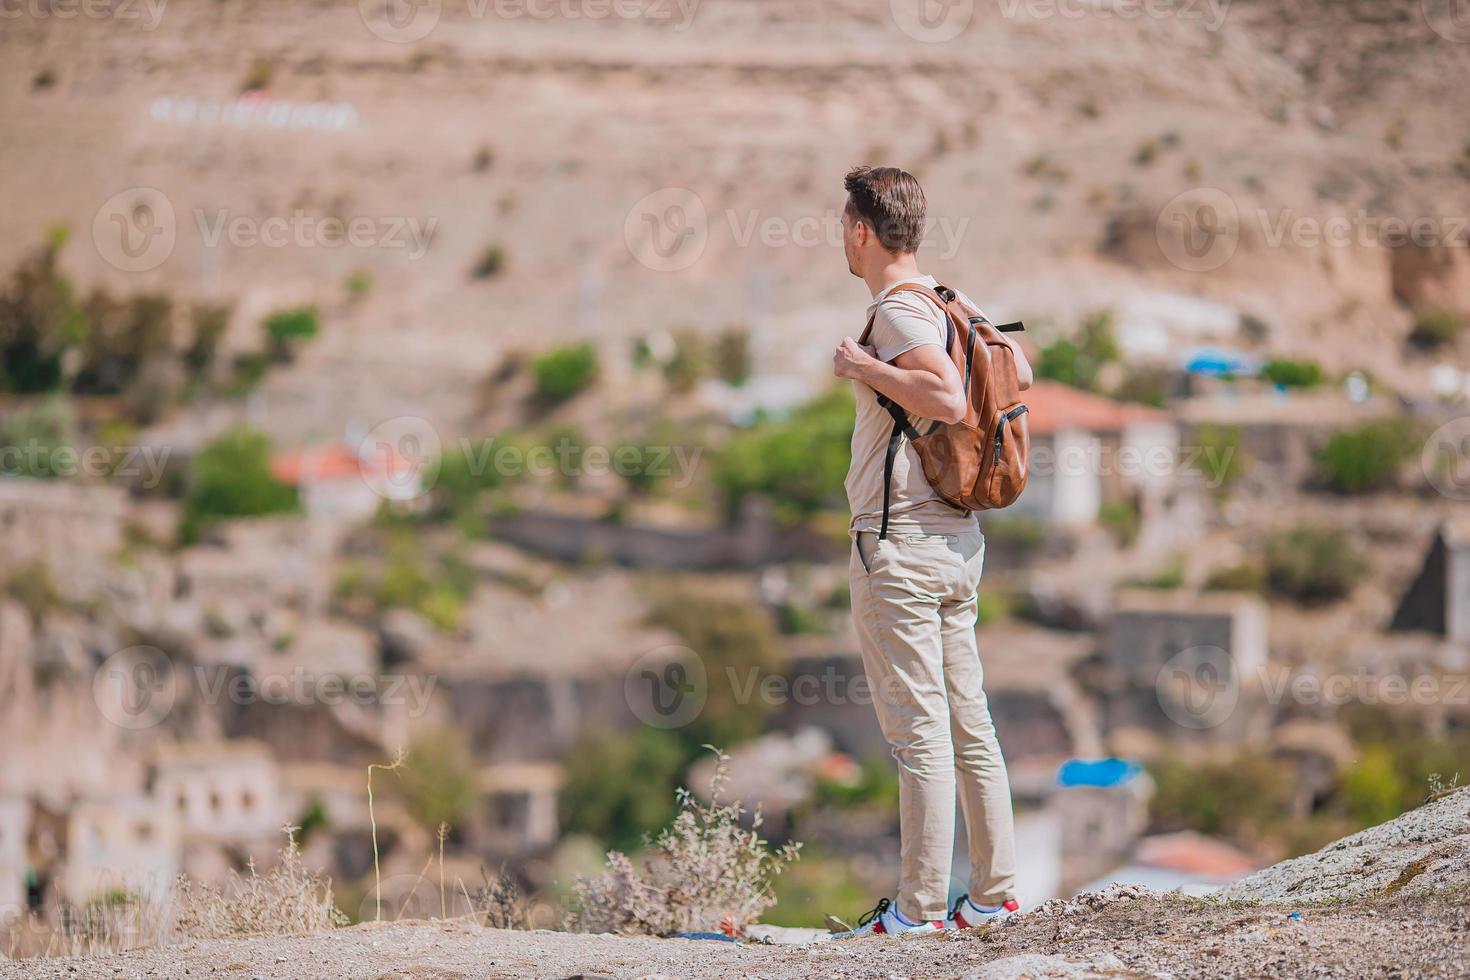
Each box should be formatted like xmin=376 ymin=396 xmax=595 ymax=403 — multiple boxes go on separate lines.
xmin=845 ymin=275 xmax=980 ymax=535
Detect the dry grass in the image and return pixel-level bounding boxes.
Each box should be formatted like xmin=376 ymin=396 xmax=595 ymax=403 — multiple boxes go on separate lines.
xmin=564 ymin=748 xmax=801 ymax=937
xmin=172 ymin=826 xmax=348 ymax=941
xmin=2 ymin=889 xmax=168 ymax=959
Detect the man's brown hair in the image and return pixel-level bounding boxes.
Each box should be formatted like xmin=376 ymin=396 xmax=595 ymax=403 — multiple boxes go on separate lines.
xmin=843 ymin=165 xmax=927 ymax=253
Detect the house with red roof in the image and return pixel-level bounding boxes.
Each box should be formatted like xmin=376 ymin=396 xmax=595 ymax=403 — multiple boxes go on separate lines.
xmin=270 ymin=440 xmax=426 ymax=524
xmin=1012 ymin=380 xmax=1179 ymax=527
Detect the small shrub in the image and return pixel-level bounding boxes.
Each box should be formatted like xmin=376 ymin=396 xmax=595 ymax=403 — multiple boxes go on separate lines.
xmin=1036 ymin=310 xmax=1119 ymax=391
xmin=532 ymin=342 xmax=598 ymax=403
xmin=396 ymin=729 xmax=478 ymax=833
xmin=472 ymin=244 xmax=507 ymax=280
xmin=1133 ymin=139 xmax=1158 ymax=166
xmin=662 ymin=330 xmax=707 ymax=392
xmin=1203 ymin=562 xmax=1264 ymax=592
xmin=1191 ymin=424 xmax=1246 ymax=492
xmin=472 ymin=145 xmax=495 ymax=173
xmin=1097 ymin=499 xmax=1140 ymax=547
xmin=1316 ymin=418 xmax=1420 ymax=493
xmin=1238 ymin=312 xmax=1270 ymax=344
xmin=345 ymin=270 xmax=374 ymax=301
xmin=241 ymin=57 xmax=273 ymax=93
xmin=0 ymin=396 xmax=78 ymax=478
xmin=185 ymin=303 xmax=231 ymax=378
xmin=180 ymin=428 xmax=298 ymax=542
xmin=174 ymin=827 xmax=347 ymax=939
xmin=714 ymin=386 xmax=853 ymax=517
xmin=559 ymin=727 xmax=687 ymax=853
xmin=713 ymin=326 xmax=752 ymax=386
xmin=1263 ymin=525 xmax=1368 ymax=604
xmin=564 ymin=748 xmax=801 ymax=936
xmin=4 ymin=560 xmax=62 ymax=625
xmin=262 ymin=306 xmax=319 ymax=362
xmin=1124 ymin=558 xmax=1185 ymax=590
xmin=1260 ymin=357 xmax=1323 ymax=388
xmin=1407 ymin=309 xmax=1463 ymax=350
xmin=1148 ymin=751 xmax=1295 ymax=846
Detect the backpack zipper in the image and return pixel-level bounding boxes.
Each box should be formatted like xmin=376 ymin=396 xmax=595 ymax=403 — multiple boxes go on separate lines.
xmin=992 ymin=405 xmax=1029 ymax=465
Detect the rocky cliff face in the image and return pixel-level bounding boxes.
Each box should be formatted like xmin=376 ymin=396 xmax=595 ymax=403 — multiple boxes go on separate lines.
xmin=1222 ymin=785 xmax=1470 ymax=904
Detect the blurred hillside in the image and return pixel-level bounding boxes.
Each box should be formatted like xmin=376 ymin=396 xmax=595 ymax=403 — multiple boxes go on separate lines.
xmin=2 ymin=0 xmax=1468 ymax=444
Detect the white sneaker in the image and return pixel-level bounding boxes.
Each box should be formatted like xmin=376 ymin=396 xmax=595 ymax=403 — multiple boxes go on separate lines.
xmin=846 ymin=897 xmax=943 ymax=936
xmin=945 ymin=895 xmax=1019 ymax=930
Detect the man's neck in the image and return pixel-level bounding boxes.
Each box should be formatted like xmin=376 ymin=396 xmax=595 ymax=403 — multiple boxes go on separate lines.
xmin=864 ymin=252 xmax=924 ymax=298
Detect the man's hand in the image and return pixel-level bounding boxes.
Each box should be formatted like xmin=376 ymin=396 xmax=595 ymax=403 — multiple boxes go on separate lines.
xmin=833 ymin=337 xmax=876 ymax=380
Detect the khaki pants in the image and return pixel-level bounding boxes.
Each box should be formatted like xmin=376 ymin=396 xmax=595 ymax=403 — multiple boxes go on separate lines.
xmin=850 ymin=528 xmax=1017 ymax=921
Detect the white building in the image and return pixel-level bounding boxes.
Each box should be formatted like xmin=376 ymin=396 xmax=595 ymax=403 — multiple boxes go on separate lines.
xmin=1010 ymin=381 xmax=1178 ymax=527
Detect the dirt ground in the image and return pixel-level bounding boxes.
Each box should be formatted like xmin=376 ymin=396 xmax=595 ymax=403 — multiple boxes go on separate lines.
xmin=6 ymin=891 xmax=1467 ymax=980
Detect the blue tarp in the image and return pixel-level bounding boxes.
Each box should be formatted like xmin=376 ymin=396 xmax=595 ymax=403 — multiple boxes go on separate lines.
xmin=1057 ymin=757 xmax=1143 ymax=788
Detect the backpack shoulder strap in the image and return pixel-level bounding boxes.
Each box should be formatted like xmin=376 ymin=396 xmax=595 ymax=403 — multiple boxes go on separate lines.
xmin=859 ymin=281 xmax=957 ymax=351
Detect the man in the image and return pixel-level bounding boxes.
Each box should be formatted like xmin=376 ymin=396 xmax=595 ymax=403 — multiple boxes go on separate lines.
xmin=832 ymin=166 xmax=1031 ymax=935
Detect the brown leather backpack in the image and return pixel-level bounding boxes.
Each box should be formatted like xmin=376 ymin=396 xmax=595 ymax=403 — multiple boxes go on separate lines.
xmin=859 ymin=281 xmax=1030 ymax=538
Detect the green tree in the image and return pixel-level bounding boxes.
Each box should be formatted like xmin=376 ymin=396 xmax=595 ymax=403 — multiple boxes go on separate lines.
xmin=262 ymin=307 xmax=319 ymax=362
xmin=1341 ymin=747 xmax=1406 ymax=827
xmin=1263 ymin=525 xmax=1369 ymax=604
xmin=1260 ymin=357 xmax=1323 ymax=388
xmin=181 ymin=428 xmax=298 ymax=542
xmin=647 ymin=589 xmax=786 ymax=753
xmin=1317 ymin=418 xmax=1420 ymax=494
xmin=532 ymin=343 xmax=598 ymax=403
xmin=0 ymin=240 xmax=86 ymax=394
xmin=714 ymin=386 xmax=854 ymax=518
xmin=558 ymin=727 xmax=686 ymax=852
xmin=0 ymin=396 xmax=78 ymax=479
xmin=1035 ymin=309 xmax=1119 ymax=391
xmin=397 ymin=728 xmax=479 ymax=833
